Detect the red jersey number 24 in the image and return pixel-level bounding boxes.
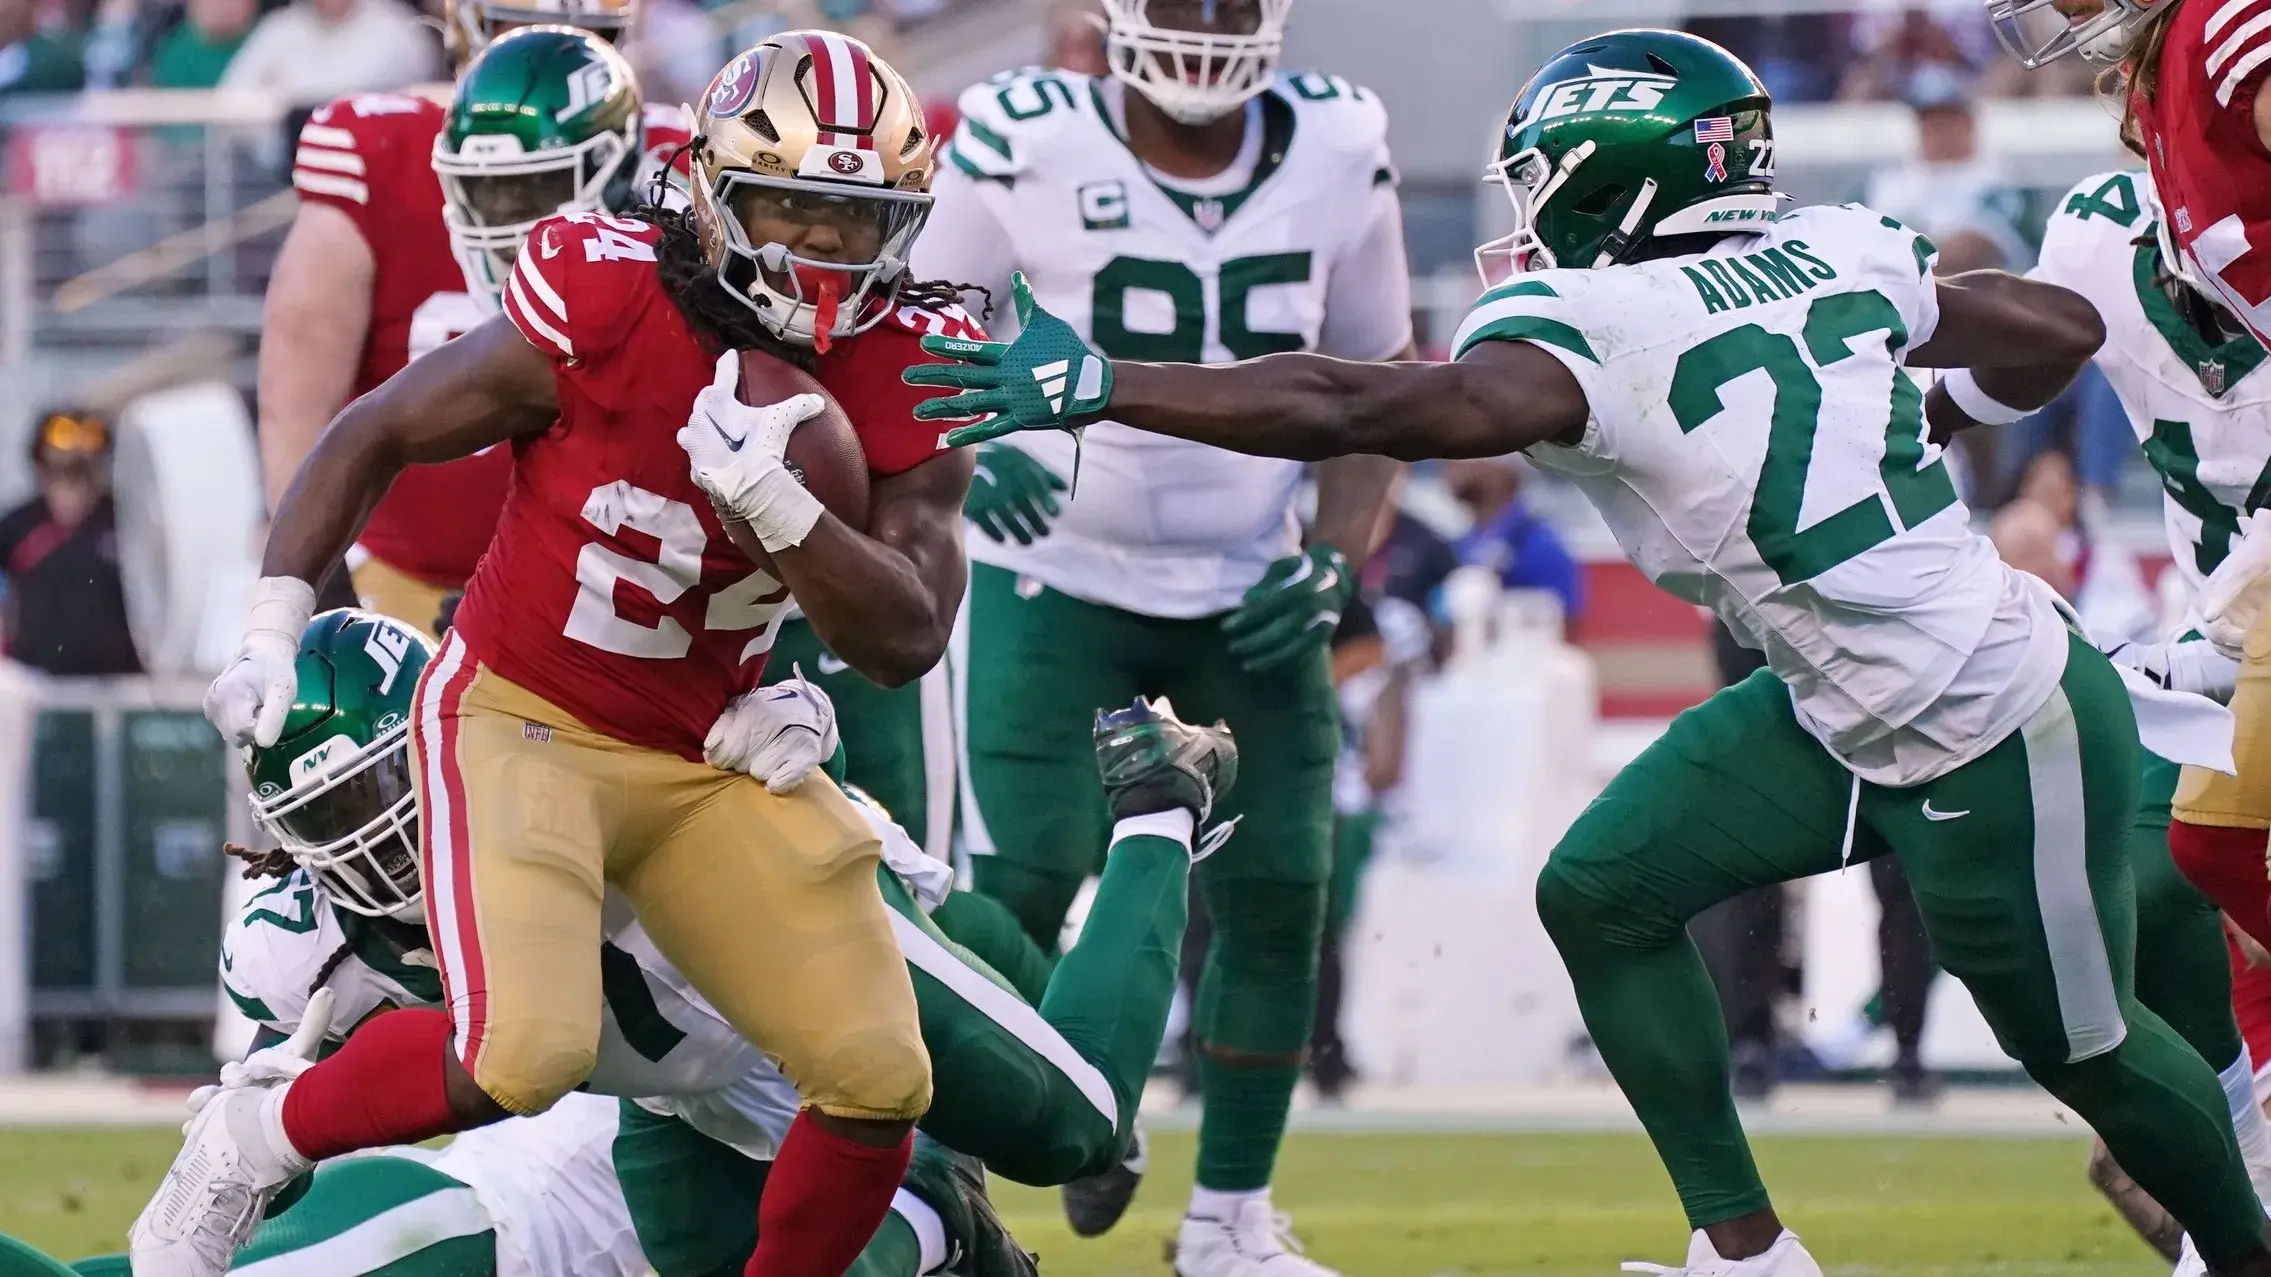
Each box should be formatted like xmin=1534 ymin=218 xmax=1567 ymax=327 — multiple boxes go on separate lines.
xmin=563 ymin=480 xmax=791 ymax=662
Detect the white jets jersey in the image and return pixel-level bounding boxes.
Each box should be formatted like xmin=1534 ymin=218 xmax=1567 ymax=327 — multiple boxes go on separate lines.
xmin=418 ymin=1094 xmax=647 ymax=1277
xmin=2029 ymin=169 xmax=2271 ymax=625
xmin=221 ymin=810 xmax=950 ymax=1163
xmin=1452 ymin=205 xmax=2067 ymax=786
xmin=917 ymin=68 xmax=1414 ymax=616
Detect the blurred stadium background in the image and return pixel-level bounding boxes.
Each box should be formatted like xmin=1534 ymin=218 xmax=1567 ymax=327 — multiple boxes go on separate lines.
xmin=0 ymin=0 xmax=2193 ymax=1269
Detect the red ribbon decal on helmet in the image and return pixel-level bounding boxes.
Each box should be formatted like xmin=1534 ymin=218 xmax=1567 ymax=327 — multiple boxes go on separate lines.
xmin=1705 ymin=142 xmax=1728 ymax=183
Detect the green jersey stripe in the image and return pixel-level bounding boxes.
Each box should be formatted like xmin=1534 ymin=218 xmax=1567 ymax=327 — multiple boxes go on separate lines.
xmin=1453 ymin=312 xmax=1600 ymax=364
xmin=959 ymin=116 xmax=1014 ymax=164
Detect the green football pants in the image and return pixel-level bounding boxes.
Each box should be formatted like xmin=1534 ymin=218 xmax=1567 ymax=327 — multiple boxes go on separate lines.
xmin=73 ymin=1156 xmax=495 ymax=1276
xmin=2130 ymin=750 xmax=2245 ymax=1072
xmin=956 ymin=562 xmax=1337 ymax=1190
xmin=762 ymin=616 xmax=938 ymax=845
xmin=1537 ymin=634 xmax=2269 ymax=1264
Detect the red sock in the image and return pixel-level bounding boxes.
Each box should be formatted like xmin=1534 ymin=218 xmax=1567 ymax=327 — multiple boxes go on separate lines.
xmin=279 ymin=1007 xmax=465 ymax=1161
xmin=2170 ymin=819 xmax=2271 ymax=950
xmin=745 ymin=1110 xmax=912 ymax=1277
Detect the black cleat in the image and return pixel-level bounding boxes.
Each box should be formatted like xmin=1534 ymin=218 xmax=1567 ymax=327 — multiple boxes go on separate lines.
xmin=921 ymin=1142 xmax=1038 ymax=1277
xmin=1093 ymin=697 xmax=1238 ymax=823
xmin=1060 ymin=1119 xmax=1147 ymax=1238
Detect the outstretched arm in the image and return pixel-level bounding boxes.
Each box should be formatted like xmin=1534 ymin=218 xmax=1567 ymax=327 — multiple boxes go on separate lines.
xmin=1102 ymin=342 xmax=1587 ymax=462
xmin=1911 ymin=269 xmax=2106 ymax=443
xmin=264 ymin=315 xmax=559 ymax=584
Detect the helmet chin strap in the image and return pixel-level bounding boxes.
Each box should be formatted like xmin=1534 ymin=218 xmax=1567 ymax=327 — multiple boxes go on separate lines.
xmin=1593 ymin=178 xmax=1660 ymax=267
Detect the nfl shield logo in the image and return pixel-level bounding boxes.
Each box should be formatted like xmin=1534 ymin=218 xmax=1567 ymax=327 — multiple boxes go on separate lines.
xmin=1194 ymin=198 xmax=1226 ymax=232
xmin=2203 ymin=359 xmax=2228 ymax=397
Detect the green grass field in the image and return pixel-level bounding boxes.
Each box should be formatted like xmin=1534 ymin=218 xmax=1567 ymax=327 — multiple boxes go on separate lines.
xmin=0 ymin=1127 xmax=2168 ymax=1275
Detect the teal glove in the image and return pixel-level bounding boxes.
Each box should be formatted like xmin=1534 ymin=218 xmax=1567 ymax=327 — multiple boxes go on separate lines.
xmin=964 ymin=442 xmax=1068 ymax=546
xmin=1223 ymin=546 xmax=1355 ymax=673
xmin=904 ymin=272 xmax=1112 ymax=446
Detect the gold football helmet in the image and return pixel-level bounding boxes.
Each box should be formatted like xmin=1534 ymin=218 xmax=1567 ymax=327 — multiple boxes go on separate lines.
xmin=689 ymin=30 xmax=936 ymax=350
xmin=443 ymin=0 xmax=637 ymax=64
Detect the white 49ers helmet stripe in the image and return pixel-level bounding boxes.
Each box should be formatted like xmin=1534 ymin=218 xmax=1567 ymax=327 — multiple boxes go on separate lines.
xmin=806 ymin=32 xmax=876 ymax=146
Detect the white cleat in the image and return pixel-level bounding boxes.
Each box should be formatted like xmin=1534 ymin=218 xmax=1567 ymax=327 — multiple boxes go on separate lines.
xmin=1173 ymin=1201 xmax=1339 ymax=1276
xmin=1623 ymin=1230 xmax=1825 ymax=1277
xmin=128 ymin=1083 xmax=311 ymax=1276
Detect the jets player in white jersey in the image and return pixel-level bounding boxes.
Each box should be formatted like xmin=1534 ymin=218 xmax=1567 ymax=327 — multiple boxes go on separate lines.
xmin=2029 ymin=166 xmax=2271 ymax=1273
xmin=913 ymin=3 xmax=1408 ymax=1269
xmin=906 ymin=27 xmax=2271 ymax=1277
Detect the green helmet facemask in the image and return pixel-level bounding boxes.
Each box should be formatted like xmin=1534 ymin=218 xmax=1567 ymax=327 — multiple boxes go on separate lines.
xmin=1476 ymin=28 xmax=1780 ymax=281
xmin=246 ymin=609 xmax=434 ymax=921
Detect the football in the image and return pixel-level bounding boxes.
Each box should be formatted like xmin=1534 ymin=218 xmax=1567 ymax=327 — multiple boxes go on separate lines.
xmin=726 ymin=347 xmax=869 ymax=566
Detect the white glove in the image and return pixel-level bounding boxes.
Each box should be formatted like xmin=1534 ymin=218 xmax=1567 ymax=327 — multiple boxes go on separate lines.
xmin=676 ymin=351 xmax=828 ymax=552
xmin=2106 ymin=635 xmax=2243 ymax=701
xmin=203 ymin=576 xmax=317 ymax=748
xmin=704 ymin=670 xmax=840 ymax=793
xmin=2202 ymin=508 xmax=2271 ymax=659
xmin=186 ymin=988 xmax=334 ymax=1130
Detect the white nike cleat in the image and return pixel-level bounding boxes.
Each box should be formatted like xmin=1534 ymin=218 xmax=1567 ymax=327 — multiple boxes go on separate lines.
xmin=1173 ymin=1201 xmax=1338 ymax=1276
xmin=128 ymin=1083 xmax=311 ymax=1276
xmin=1623 ymin=1230 xmax=1824 ymax=1277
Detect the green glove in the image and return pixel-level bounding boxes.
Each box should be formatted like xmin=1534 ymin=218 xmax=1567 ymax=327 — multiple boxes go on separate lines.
xmin=964 ymin=442 xmax=1068 ymax=546
xmin=1222 ymin=545 xmax=1355 ymax=673
xmin=904 ymin=272 xmax=1112 ymax=446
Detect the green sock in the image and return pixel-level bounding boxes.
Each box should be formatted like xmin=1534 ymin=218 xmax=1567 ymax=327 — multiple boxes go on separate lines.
xmin=1191 ymin=878 xmax=1325 ymax=1192
xmin=1193 ymin=1057 xmax=1303 ymax=1191
xmin=1037 ymin=824 xmax=1191 ymax=1117
xmin=846 ymin=1212 xmax=928 ymax=1277
xmin=933 ymin=890 xmax=1057 ymax=1005
xmin=1537 ymin=864 xmax=1769 ymax=1227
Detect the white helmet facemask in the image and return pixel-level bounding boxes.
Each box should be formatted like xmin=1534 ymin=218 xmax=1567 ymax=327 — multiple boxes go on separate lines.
xmin=251 ymin=724 xmax=426 ymax=923
xmin=1104 ymin=0 xmax=1293 ymax=125
xmin=1986 ymin=0 xmax=2175 ymax=68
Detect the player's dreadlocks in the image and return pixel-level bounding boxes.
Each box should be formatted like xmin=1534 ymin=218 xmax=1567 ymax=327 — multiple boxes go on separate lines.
xmin=225 ymin=842 xmax=355 ymax=998
xmin=639 ymin=149 xmax=992 ymax=362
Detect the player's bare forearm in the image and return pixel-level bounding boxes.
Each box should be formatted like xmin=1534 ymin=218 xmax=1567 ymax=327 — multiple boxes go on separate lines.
xmin=1305 ymin=342 xmax=1413 ymax=565
xmin=770 ymin=448 xmax=974 ymax=687
xmin=258 ymin=204 xmax=375 ymax=512
xmin=263 ymin=316 xmax=558 ymax=584
xmin=1913 ymin=271 xmax=2103 ymax=444
xmin=1107 ymin=341 xmax=1586 ymax=463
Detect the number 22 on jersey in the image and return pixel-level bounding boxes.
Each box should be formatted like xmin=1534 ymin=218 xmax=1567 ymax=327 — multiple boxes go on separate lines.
xmin=1671 ymin=289 xmax=1957 ymax=585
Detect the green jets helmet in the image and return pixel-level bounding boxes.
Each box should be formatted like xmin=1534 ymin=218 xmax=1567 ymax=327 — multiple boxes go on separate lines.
xmin=1475 ymin=28 xmax=1778 ymax=280
xmin=432 ymin=25 xmax=643 ymax=301
xmin=246 ymin=609 xmax=433 ymax=921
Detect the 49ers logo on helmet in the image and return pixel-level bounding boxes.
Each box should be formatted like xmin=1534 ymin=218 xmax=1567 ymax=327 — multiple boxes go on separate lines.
xmin=828 ymin=151 xmax=864 ymax=175
xmin=706 ymin=51 xmax=762 ymax=119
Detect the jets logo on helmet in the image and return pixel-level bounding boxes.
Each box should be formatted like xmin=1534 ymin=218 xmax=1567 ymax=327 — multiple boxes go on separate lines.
xmin=1515 ymin=68 xmax=1676 ymax=129
xmin=1476 ymin=28 xmax=1779 ymax=279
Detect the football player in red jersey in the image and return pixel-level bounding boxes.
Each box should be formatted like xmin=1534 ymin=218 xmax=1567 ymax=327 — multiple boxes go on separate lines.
xmin=136 ymin=31 xmax=981 ymax=1277
xmin=1993 ymin=0 xmax=2271 ymax=1012
xmin=262 ymin=0 xmax=676 ymax=637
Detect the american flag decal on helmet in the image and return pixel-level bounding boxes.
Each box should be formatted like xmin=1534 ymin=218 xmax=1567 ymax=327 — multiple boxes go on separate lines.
xmin=1693 ymin=117 xmax=1736 ymax=144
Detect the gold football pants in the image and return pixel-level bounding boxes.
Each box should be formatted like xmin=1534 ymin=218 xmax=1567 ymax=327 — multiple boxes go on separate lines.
xmin=2176 ymin=609 xmax=2271 ymax=830
xmin=406 ymin=631 xmax=931 ymax=1120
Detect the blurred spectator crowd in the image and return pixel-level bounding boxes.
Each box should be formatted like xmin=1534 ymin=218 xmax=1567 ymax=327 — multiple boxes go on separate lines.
xmin=0 ymin=0 xmax=974 ymax=105
xmin=1688 ymin=0 xmax=2100 ymax=104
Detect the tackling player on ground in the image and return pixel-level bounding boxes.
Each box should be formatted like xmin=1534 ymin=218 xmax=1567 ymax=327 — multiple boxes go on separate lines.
xmin=907 ymin=28 xmax=2271 ymax=1276
xmin=262 ymin=0 xmax=679 ymax=635
xmin=912 ymin=2 xmax=1408 ymax=1266
xmin=136 ymin=32 xmax=978 ymax=1277
xmin=1988 ymin=0 xmax=2271 ymax=973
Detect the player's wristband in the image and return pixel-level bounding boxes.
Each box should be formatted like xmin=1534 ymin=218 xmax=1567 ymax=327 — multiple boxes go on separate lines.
xmin=706 ymin=465 xmax=823 ymax=553
xmin=1939 ymin=368 xmax=2033 ymax=426
xmin=244 ymin=575 xmax=317 ymax=647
